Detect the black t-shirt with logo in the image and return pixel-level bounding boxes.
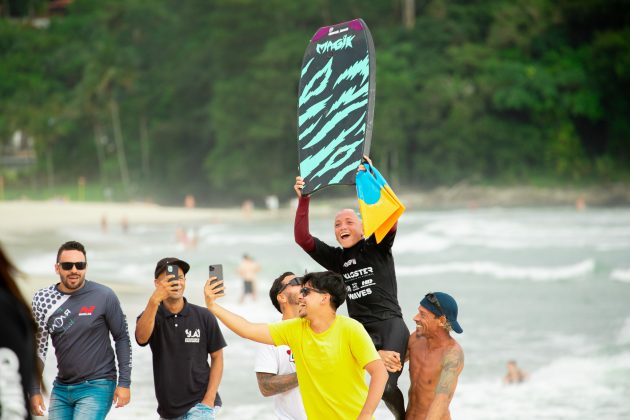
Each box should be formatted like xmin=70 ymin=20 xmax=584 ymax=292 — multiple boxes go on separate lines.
xmin=137 ymin=299 xmax=227 ymax=418
xmin=309 ymin=230 xmax=403 ymax=324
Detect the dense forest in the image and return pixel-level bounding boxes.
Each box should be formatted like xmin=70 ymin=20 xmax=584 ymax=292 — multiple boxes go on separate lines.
xmin=1 ymin=0 xmax=629 ymax=205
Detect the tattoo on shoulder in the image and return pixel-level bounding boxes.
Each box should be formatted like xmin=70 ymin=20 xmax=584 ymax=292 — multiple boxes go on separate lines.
xmin=435 ymin=347 xmax=464 ymax=396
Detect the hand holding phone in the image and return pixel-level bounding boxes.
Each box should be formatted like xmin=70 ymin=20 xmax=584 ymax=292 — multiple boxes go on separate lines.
xmin=209 ymin=264 xmax=224 ymax=295
xmin=166 ymin=265 xmax=179 ymax=282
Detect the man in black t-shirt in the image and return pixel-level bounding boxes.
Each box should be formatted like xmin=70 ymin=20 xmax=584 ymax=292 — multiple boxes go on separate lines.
xmin=293 ymin=160 xmax=410 ymax=420
xmin=136 ymin=257 xmax=226 ymax=420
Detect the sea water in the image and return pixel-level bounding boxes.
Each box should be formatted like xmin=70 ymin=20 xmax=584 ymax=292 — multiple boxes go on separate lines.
xmin=5 ymin=207 xmax=630 ymax=419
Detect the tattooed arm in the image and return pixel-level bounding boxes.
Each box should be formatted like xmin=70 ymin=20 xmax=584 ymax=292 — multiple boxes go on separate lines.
xmin=426 ymin=346 xmax=465 ymax=420
xmin=256 ymin=372 xmax=299 ymax=397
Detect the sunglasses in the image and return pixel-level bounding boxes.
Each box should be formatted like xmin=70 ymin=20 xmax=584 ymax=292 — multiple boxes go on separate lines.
xmin=58 ymin=261 xmax=87 ymax=270
xmin=425 ymin=293 xmax=445 ymax=317
xmin=300 ymin=286 xmax=327 ymax=297
xmin=279 ymin=277 xmax=301 ymax=293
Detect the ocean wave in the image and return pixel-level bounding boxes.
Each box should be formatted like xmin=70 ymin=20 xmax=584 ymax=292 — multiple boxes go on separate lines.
xmin=396 ymin=211 xmax=630 ymax=252
xmin=611 ymin=268 xmax=630 ymax=283
xmin=393 ymin=231 xmax=452 ymax=253
xmin=397 ymin=259 xmax=595 ymax=281
xmin=617 ymin=318 xmax=630 ymax=345
xmin=452 ymin=352 xmax=630 ymax=419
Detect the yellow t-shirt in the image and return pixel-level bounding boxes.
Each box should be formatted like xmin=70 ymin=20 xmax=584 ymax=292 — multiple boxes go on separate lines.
xmin=269 ymin=315 xmax=380 ymax=419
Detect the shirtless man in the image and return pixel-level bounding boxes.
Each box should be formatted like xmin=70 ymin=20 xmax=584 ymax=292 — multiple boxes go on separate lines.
xmin=237 ymin=254 xmax=261 ymax=303
xmin=406 ymin=292 xmax=464 ymax=420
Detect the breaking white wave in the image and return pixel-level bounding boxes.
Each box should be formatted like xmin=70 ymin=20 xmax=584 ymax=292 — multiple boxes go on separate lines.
xmin=452 ymin=352 xmax=630 ymax=420
xmin=611 ymin=268 xmax=630 ymax=283
xmin=397 ymin=259 xmax=595 ymax=281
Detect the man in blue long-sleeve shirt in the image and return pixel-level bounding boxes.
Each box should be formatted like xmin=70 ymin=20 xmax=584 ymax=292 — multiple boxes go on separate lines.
xmin=29 ymin=241 xmax=132 ymax=420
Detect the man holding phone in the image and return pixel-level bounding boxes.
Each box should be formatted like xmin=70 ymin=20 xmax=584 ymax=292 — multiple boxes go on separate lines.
xmin=136 ymin=257 xmax=226 ymax=420
xmin=205 ymin=270 xmax=388 ymax=419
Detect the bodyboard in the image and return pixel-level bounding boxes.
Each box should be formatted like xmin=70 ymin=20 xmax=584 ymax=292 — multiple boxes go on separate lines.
xmin=297 ymin=18 xmax=376 ymax=195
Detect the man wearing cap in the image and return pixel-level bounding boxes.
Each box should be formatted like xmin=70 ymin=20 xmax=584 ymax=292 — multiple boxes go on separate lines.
xmin=254 ymin=272 xmax=307 ymax=420
xmin=405 ymin=292 xmax=464 ymax=420
xmin=136 ymin=257 xmax=226 ymax=420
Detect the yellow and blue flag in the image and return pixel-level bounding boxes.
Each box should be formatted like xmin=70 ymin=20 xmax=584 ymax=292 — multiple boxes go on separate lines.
xmin=356 ymin=163 xmax=405 ymax=243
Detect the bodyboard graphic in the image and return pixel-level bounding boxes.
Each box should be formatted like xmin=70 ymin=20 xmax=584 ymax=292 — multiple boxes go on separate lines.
xmin=356 ymin=163 xmax=405 ymax=243
xmin=297 ymin=18 xmax=376 ymax=195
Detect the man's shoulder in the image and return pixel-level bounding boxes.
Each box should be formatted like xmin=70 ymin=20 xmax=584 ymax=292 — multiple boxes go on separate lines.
xmin=85 ymin=280 xmax=114 ymax=293
xmin=336 ymin=315 xmax=364 ymax=330
xmin=32 ymin=284 xmax=64 ymax=309
xmin=313 ymin=236 xmax=343 ymax=250
xmin=185 ymin=302 xmax=217 ymax=322
xmin=33 ymin=283 xmax=59 ymax=297
xmin=447 ymin=340 xmax=464 ymax=359
xmin=441 ymin=341 xmax=464 ymax=372
xmin=186 ymin=301 xmax=209 ymax=313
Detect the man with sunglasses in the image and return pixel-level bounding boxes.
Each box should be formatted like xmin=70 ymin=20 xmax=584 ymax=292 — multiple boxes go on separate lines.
xmin=293 ymin=158 xmax=409 ymax=419
xmin=205 ymin=271 xmax=388 ymax=420
xmin=406 ymin=292 xmax=464 ymax=420
xmin=29 ymin=241 xmax=132 ymax=420
xmin=253 ymin=272 xmax=306 ymax=419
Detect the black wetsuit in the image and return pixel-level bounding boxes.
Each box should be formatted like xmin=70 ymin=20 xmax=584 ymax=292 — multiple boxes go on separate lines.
xmin=294 ymin=196 xmax=409 ymax=419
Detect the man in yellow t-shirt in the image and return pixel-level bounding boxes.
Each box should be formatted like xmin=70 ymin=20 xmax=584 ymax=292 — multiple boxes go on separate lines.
xmin=204 ymin=271 xmax=388 ymax=419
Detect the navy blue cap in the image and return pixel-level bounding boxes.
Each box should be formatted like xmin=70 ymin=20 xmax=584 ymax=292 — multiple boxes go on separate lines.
xmin=154 ymin=257 xmax=190 ymax=279
xmin=420 ymin=292 xmax=463 ymax=334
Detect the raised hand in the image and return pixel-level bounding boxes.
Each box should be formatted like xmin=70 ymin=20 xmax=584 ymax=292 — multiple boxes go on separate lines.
xmin=294 ymin=176 xmax=306 ymax=198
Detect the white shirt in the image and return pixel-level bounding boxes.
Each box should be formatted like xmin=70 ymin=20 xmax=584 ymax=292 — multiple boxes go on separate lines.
xmin=254 ymin=343 xmax=307 ymax=420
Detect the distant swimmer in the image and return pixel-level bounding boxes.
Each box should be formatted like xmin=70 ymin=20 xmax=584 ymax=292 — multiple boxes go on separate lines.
xmin=205 ymin=271 xmax=388 ymax=419
xmin=504 ymin=360 xmax=529 ymax=384
xmin=293 ymin=156 xmax=409 ymax=419
xmin=406 ymin=292 xmax=464 ymax=420
xmin=254 ymin=272 xmax=307 ymax=419
xmin=30 ymin=241 xmax=131 ymax=419
xmin=237 ymin=253 xmax=261 ymax=303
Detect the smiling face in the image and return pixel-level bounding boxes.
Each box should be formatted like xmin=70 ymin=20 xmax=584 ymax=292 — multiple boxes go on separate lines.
xmin=276 ymin=274 xmax=302 ymax=318
xmin=413 ymin=305 xmax=441 ymax=338
xmin=334 ymin=209 xmax=364 ymax=248
xmin=298 ymin=281 xmax=328 ymax=319
xmin=55 ymin=250 xmax=87 ymax=293
xmin=280 ymin=275 xmax=302 ymax=307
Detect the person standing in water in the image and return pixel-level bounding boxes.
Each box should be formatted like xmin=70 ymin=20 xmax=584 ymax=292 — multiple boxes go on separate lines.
xmin=504 ymin=360 xmax=528 ymax=384
xmin=237 ymin=254 xmax=261 ymax=303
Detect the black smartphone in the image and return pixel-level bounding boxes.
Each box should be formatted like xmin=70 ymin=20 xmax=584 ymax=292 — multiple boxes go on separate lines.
xmin=166 ymin=265 xmax=179 ymax=282
xmin=209 ymin=264 xmax=224 ymax=294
